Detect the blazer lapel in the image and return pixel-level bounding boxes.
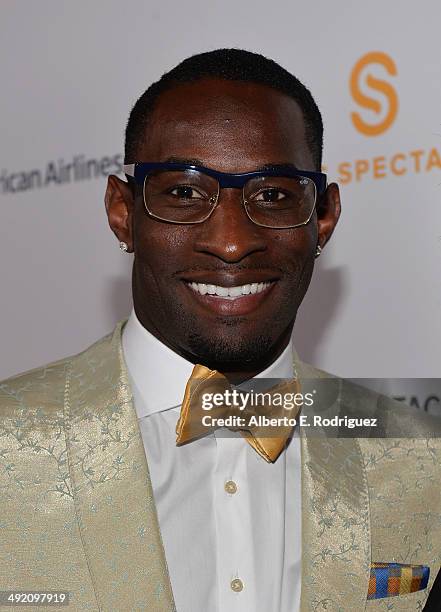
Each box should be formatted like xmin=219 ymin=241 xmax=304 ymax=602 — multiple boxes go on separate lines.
xmin=297 ymin=366 xmax=371 ymax=610
xmin=65 ymin=320 xmax=175 ymax=611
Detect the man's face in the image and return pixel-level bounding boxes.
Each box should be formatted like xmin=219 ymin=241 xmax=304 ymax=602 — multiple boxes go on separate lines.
xmin=107 ymin=78 xmax=340 ymax=372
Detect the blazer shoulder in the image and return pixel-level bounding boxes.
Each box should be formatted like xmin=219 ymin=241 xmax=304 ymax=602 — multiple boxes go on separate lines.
xmin=297 ymin=360 xmax=441 ymax=437
xmin=0 ymin=325 xmax=118 ymax=420
xmin=338 ymin=376 xmax=441 ymax=437
xmin=0 ymin=356 xmax=70 ymax=420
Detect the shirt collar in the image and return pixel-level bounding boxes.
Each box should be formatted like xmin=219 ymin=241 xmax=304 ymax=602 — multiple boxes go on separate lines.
xmin=122 ymin=308 xmax=296 ymax=420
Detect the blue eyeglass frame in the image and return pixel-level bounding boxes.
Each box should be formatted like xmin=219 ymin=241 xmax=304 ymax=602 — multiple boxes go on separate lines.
xmin=123 ymin=162 xmax=327 ymax=195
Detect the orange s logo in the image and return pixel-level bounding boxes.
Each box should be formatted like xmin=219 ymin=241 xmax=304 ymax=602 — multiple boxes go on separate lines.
xmin=350 ymin=52 xmax=398 ymax=136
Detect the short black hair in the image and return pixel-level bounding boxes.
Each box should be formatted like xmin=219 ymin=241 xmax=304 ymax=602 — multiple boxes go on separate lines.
xmin=124 ymin=48 xmax=323 ymax=170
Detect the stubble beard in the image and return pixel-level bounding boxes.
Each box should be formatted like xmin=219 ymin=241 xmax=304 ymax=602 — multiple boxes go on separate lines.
xmin=186 ymin=316 xmax=275 ymax=368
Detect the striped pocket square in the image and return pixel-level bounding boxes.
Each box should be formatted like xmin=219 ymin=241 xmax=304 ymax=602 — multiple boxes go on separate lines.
xmin=367 ymin=563 xmax=430 ymax=599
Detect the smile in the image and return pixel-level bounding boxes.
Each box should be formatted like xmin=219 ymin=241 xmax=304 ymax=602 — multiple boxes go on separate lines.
xmin=186 ymin=281 xmax=273 ymax=299
xmin=183 ymin=280 xmax=276 ymax=316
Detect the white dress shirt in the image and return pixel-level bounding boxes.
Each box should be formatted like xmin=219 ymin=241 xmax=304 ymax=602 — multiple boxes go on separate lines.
xmin=122 ymin=309 xmax=301 ymax=612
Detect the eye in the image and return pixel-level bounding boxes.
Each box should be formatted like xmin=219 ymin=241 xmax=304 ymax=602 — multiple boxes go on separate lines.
xmin=254 ymin=188 xmax=286 ymax=202
xmin=168 ymin=185 xmax=205 ymax=199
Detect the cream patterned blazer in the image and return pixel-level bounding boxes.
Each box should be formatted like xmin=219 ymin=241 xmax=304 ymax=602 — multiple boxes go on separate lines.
xmin=1 ymin=320 xmax=440 ymax=611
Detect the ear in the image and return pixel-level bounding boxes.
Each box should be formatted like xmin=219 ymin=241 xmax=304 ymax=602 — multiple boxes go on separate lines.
xmin=316 ymin=182 xmax=341 ymax=250
xmin=104 ymin=175 xmax=135 ymax=252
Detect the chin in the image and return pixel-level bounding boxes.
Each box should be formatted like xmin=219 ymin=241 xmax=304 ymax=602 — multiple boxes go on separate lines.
xmin=186 ymin=327 xmax=274 ymax=368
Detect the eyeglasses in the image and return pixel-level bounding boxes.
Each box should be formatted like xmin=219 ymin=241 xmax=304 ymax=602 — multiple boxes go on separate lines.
xmin=123 ymin=162 xmax=327 ymax=229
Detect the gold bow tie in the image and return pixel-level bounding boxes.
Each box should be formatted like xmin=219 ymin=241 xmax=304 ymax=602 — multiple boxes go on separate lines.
xmin=176 ymin=364 xmax=300 ymax=463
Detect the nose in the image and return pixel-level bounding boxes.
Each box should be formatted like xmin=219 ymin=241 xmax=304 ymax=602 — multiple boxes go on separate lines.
xmin=193 ymin=188 xmax=267 ymax=263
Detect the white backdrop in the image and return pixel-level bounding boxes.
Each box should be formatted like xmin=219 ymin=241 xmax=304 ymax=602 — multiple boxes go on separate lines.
xmin=1 ymin=0 xmax=440 ymax=388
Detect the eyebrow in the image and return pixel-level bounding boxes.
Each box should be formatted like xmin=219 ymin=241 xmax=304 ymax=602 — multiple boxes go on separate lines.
xmin=164 ymin=156 xmax=300 ymax=173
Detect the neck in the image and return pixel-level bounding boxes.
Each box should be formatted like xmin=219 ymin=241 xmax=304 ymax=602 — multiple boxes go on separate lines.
xmin=133 ymin=304 xmax=294 ymax=384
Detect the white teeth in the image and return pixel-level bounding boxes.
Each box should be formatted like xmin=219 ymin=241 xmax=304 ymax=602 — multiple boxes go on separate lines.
xmin=188 ymin=281 xmax=272 ymax=298
xmin=228 ymin=286 xmax=243 ymax=297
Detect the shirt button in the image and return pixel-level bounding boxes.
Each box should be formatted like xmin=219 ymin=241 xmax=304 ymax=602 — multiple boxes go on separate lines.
xmin=230 ymin=578 xmax=244 ymax=592
xmin=224 ymin=480 xmax=237 ymax=494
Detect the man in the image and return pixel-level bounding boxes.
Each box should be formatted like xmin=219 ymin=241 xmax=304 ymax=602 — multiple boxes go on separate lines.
xmin=1 ymin=49 xmax=440 ymax=611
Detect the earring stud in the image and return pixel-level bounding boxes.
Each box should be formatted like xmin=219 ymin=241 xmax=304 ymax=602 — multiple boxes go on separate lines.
xmin=315 ymin=244 xmax=322 ymax=258
xmin=119 ymin=241 xmax=128 ymax=253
